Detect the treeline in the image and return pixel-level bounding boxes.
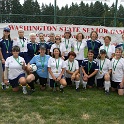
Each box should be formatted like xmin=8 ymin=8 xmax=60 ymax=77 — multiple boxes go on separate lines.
xmin=0 ymin=0 xmax=124 ymax=27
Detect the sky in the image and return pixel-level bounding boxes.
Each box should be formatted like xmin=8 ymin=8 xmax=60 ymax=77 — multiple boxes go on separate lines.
xmin=20 ymin=0 xmax=123 ymax=8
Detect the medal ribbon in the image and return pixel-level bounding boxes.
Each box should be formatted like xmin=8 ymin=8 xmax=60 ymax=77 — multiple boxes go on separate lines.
xmin=68 ymin=60 xmax=74 ymax=71
xmin=13 ymin=56 xmax=22 ymax=65
xmin=55 ymin=58 xmax=60 ymax=70
xmin=113 ymin=59 xmax=120 ymax=71
xmin=40 ymin=55 xmax=46 ymax=68
xmin=100 ymin=59 xmax=105 ymax=71
xmin=4 ymin=40 xmax=10 ymax=52
xmin=65 ymin=39 xmax=69 ymax=49
xmin=32 ymin=43 xmax=36 ymax=53
xmin=104 ymin=44 xmax=109 ymax=54
xmin=20 ymin=39 xmax=24 ymax=47
xmin=77 ymin=41 xmax=82 ymax=51
xmin=88 ymin=61 xmax=93 ymax=74
xmin=91 ymin=41 xmax=95 ymax=50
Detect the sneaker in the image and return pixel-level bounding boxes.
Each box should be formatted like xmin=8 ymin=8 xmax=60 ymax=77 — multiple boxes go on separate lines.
xmin=22 ymin=87 xmax=27 ymax=94
xmin=105 ymin=90 xmax=110 ymax=95
xmin=6 ymin=85 xmax=9 ymax=89
xmin=76 ymin=88 xmax=80 ymax=92
xmin=28 ymin=89 xmax=35 ymax=95
xmin=60 ymin=88 xmax=64 ymax=93
xmin=2 ymin=85 xmax=6 ymax=90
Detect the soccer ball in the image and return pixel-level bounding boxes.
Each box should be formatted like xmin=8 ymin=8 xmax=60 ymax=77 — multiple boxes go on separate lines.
xmin=30 ymin=64 xmax=37 ymax=72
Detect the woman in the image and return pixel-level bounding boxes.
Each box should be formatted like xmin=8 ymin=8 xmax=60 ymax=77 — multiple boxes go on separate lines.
xmin=48 ymin=48 xmax=67 ymax=92
xmin=38 ymin=32 xmax=49 ymax=54
xmin=47 ymin=32 xmax=55 ymax=55
xmin=111 ymin=48 xmax=124 ymax=95
xmin=0 ymin=27 xmax=13 ymax=90
xmin=82 ymin=50 xmax=99 ymax=89
xmin=99 ymin=36 xmax=115 ymax=59
xmin=65 ymin=51 xmax=80 ymax=91
xmin=13 ymin=28 xmax=29 ymax=64
xmin=27 ymin=33 xmax=39 ymax=63
xmin=73 ymin=32 xmax=87 ymax=67
xmin=96 ymin=49 xmax=111 ymax=94
xmin=62 ymin=30 xmax=73 ymax=60
xmin=26 ymin=46 xmax=50 ymax=94
xmin=87 ymin=31 xmax=102 ymax=59
xmin=4 ymin=46 xmax=27 ymax=94
xmin=50 ymin=35 xmax=66 ymax=59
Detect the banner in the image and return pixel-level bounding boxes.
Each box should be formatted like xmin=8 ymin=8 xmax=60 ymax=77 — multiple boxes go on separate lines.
xmin=0 ymin=23 xmax=123 ymax=45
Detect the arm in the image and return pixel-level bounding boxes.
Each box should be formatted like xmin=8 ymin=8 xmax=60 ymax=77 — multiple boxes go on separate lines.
xmin=88 ymin=70 xmax=98 ymax=78
xmin=4 ymin=67 xmax=9 ymax=85
xmin=48 ymin=67 xmax=56 ymax=81
xmin=0 ymin=49 xmax=5 ymax=64
xmin=57 ymin=68 xmax=65 ymax=81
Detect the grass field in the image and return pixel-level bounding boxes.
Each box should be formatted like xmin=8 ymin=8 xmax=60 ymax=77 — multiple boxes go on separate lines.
xmin=0 ymin=84 xmax=124 ymax=124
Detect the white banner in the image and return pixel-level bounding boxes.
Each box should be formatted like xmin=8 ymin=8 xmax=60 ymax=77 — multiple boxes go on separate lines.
xmin=0 ymin=23 xmax=123 ymax=45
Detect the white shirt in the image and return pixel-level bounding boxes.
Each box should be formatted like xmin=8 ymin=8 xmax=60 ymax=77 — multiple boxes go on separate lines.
xmin=96 ymin=58 xmax=111 ymax=79
xmin=99 ymin=44 xmax=115 ymax=59
xmin=111 ymin=58 xmax=124 ymax=82
xmin=13 ymin=37 xmax=28 ymax=52
xmin=65 ymin=59 xmax=79 ymax=78
xmin=62 ymin=38 xmax=73 ymax=56
xmin=5 ymin=56 xmax=25 ymax=80
xmin=72 ymin=39 xmax=87 ymax=60
xmin=50 ymin=43 xmax=66 ymax=55
xmin=48 ymin=57 xmax=66 ymax=79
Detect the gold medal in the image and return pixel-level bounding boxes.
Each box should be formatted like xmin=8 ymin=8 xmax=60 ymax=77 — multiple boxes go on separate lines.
xmin=113 ymin=71 xmax=115 ymax=74
xmin=42 ymin=69 xmax=44 ymax=72
xmin=56 ymin=71 xmax=58 ymax=73
xmin=100 ymin=71 xmax=102 ymax=74
xmin=34 ymin=54 xmax=36 ymax=56
xmin=6 ymin=51 xmax=9 ymax=53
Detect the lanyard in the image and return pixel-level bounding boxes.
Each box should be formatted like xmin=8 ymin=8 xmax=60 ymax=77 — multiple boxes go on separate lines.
xmin=20 ymin=39 xmax=24 ymax=47
xmin=68 ymin=60 xmax=74 ymax=71
xmin=100 ymin=59 xmax=105 ymax=71
xmin=88 ymin=60 xmax=93 ymax=74
xmin=32 ymin=43 xmax=36 ymax=53
xmin=77 ymin=41 xmax=82 ymax=51
xmin=4 ymin=40 xmax=10 ymax=52
xmin=13 ymin=56 xmax=22 ymax=65
xmin=91 ymin=41 xmax=95 ymax=50
xmin=113 ymin=59 xmax=120 ymax=71
xmin=55 ymin=58 xmax=60 ymax=70
xmin=40 ymin=55 xmax=46 ymax=68
xmin=65 ymin=39 xmax=69 ymax=49
xmin=104 ymin=44 xmax=109 ymax=53
xmin=56 ymin=44 xmax=60 ymax=49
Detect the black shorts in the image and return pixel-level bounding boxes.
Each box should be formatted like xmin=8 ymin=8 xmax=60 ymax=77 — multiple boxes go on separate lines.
xmin=66 ymin=78 xmax=72 ymax=85
xmin=111 ymin=81 xmax=124 ymax=89
xmin=76 ymin=60 xmax=82 ymax=67
xmin=97 ymin=77 xmax=104 ymax=88
xmin=9 ymin=73 xmax=25 ymax=88
xmin=87 ymin=76 xmax=95 ymax=87
xmin=33 ymin=72 xmax=47 ymax=87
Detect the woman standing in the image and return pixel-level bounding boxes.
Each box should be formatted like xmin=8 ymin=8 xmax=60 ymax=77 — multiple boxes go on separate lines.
xmin=87 ymin=31 xmax=102 ymax=59
xmin=0 ymin=27 xmax=13 ymax=89
xmin=48 ymin=48 xmax=67 ymax=92
xmin=13 ymin=29 xmax=29 ymax=64
xmin=26 ymin=46 xmax=50 ymax=94
xmin=111 ymin=48 xmax=124 ymax=95
xmin=82 ymin=50 xmax=99 ymax=89
xmin=27 ymin=33 xmax=39 ymax=63
xmin=96 ymin=49 xmax=111 ymax=94
xmin=65 ymin=51 xmax=80 ymax=91
xmin=73 ymin=32 xmax=86 ymax=67
xmin=62 ymin=30 xmax=73 ymax=60
xmin=50 ymin=35 xmax=66 ymax=59
xmin=4 ymin=46 xmax=27 ymax=94
xmin=99 ymin=36 xmax=115 ymax=59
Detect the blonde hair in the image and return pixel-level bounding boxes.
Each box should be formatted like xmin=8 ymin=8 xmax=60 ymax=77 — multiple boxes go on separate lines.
xmin=29 ymin=33 xmax=36 ymax=38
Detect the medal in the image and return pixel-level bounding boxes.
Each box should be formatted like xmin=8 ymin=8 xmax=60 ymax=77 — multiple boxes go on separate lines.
xmin=42 ymin=69 xmax=44 ymax=72
xmin=40 ymin=55 xmax=46 ymax=72
xmin=68 ymin=60 xmax=74 ymax=71
xmin=77 ymin=41 xmax=82 ymax=53
xmin=91 ymin=41 xmax=95 ymax=51
xmin=20 ymin=38 xmax=24 ymax=48
xmin=55 ymin=58 xmax=60 ymax=74
xmin=100 ymin=71 xmax=102 ymax=74
xmin=88 ymin=60 xmax=93 ymax=75
xmin=100 ymin=59 xmax=105 ymax=74
xmin=104 ymin=44 xmax=110 ymax=54
xmin=32 ymin=43 xmax=36 ymax=56
xmin=65 ymin=39 xmax=69 ymax=51
xmin=4 ymin=40 xmax=10 ymax=54
xmin=112 ymin=58 xmax=120 ymax=74
xmin=13 ymin=56 xmax=22 ymax=66
xmin=56 ymin=71 xmax=58 ymax=73
xmin=6 ymin=51 xmax=9 ymax=53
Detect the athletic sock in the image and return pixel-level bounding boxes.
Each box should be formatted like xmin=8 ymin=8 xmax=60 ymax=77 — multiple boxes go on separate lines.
xmin=83 ymin=81 xmax=87 ymax=89
xmin=104 ymin=81 xmax=110 ymax=92
xmin=75 ymin=81 xmax=80 ymax=89
xmin=60 ymin=85 xmax=64 ymax=89
xmin=1 ymin=82 xmax=5 ymax=85
xmin=28 ymin=81 xmax=35 ymax=90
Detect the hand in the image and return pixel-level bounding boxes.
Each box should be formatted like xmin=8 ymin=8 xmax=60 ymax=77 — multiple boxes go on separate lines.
xmin=71 ymin=74 xmax=75 ymax=80
xmin=84 ymin=74 xmax=88 ymax=78
xmin=56 ymin=76 xmax=61 ymax=81
xmin=22 ymin=62 xmax=26 ymax=70
xmin=1 ymin=59 xmax=5 ymax=64
xmin=52 ymin=76 xmax=57 ymax=81
xmin=119 ymin=82 xmax=124 ymax=89
xmin=61 ymin=56 xmax=65 ymax=60
xmin=4 ymin=79 xmax=9 ymax=85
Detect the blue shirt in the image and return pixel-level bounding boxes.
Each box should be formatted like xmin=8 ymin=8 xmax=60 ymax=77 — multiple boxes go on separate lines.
xmin=82 ymin=59 xmax=99 ymax=75
xmin=27 ymin=42 xmax=39 ymax=63
xmin=86 ymin=40 xmax=102 ymax=58
xmin=30 ymin=54 xmax=50 ymax=78
xmin=0 ymin=38 xmax=13 ymax=60
xmin=46 ymin=41 xmax=54 ymax=49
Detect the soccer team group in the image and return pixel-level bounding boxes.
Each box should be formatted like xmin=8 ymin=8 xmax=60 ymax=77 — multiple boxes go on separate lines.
xmin=0 ymin=27 xmax=124 ymax=95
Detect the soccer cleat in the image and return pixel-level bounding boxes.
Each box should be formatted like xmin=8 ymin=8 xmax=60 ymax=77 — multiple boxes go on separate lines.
xmin=2 ymin=85 xmax=6 ymax=90
xmin=105 ymin=90 xmax=110 ymax=95
xmin=28 ymin=89 xmax=35 ymax=95
xmin=6 ymin=85 xmax=9 ymax=89
xmin=76 ymin=88 xmax=80 ymax=92
xmin=22 ymin=87 xmax=27 ymax=94
xmin=60 ymin=88 xmax=64 ymax=93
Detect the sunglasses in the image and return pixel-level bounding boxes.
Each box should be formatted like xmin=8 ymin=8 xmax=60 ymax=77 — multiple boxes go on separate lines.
xmin=4 ymin=30 xmax=10 ymax=32
xmin=55 ymin=38 xmax=61 ymax=40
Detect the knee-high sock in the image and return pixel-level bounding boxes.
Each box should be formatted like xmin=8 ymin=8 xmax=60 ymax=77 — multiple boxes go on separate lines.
xmin=28 ymin=81 xmax=35 ymax=90
xmin=75 ymin=81 xmax=80 ymax=89
xmin=83 ymin=81 xmax=87 ymax=89
xmin=104 ymin=81 xmax=110 ymax=91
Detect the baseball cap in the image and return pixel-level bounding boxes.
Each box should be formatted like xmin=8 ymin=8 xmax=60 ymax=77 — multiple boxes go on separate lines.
xmin=100 ymin=49 xmax=106 ymax=54
xmin=4 ymin=27 xmax=10 ymax=32
xmin=40 ymin=45 xmax=46 ymax=50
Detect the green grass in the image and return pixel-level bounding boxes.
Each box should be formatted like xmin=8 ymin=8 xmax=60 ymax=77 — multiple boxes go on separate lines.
xmin=0 ymin=85 xmax=124 ymax=124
